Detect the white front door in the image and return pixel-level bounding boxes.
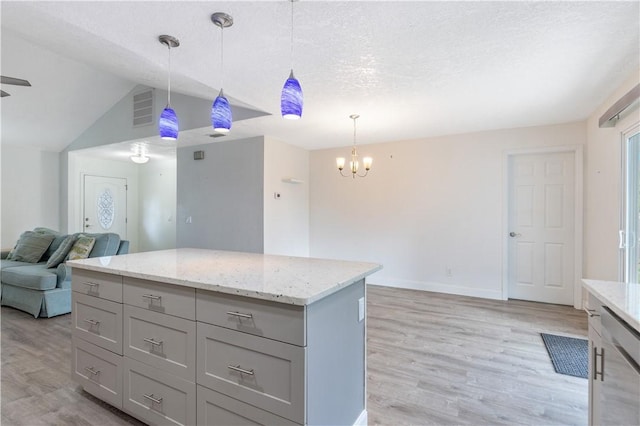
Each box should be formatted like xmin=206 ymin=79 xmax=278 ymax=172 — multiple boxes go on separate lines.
xmin=83 ymin=175 xmax=127 ymax=238
xmin=507 ymin=151 xmax=575 ymax=305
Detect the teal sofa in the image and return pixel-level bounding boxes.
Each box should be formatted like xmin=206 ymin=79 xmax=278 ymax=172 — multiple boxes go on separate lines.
xmin=1 ymin=231 xmax=129 ymax=318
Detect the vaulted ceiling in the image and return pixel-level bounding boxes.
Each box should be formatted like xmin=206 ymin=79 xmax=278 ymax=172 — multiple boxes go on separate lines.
xmin=1 ymin=1 xmax=639 ymax=155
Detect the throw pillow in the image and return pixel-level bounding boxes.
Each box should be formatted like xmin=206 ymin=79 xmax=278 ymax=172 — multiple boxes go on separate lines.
xmin=66 ymin=234 xmax=96 ymax=261
xmin=46 ymin=235 xmax=77 ymax=268
xmin=10 ymin=231 xmax=56 ymax=263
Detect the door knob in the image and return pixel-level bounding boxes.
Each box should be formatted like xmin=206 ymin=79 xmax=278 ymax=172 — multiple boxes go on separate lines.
xmin=509 ymin=232 xmax=521 ymax=237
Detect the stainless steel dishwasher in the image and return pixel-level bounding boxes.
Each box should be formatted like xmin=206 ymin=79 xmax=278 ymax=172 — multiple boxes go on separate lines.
xmin=599 ymin=306 xmax=640 ymax=425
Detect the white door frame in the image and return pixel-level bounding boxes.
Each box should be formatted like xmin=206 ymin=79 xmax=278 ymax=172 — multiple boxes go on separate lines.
xmin=501 ymin=145 xmax=584 ymax=309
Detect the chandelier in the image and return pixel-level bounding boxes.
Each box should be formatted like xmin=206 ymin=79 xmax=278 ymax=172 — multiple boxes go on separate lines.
xmin=336 ymin=114 xmax=372 ymax=178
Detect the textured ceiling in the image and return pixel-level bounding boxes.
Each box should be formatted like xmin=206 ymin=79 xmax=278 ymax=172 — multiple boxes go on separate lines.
xmin=1 ymin=1 xmax=639 ymax=157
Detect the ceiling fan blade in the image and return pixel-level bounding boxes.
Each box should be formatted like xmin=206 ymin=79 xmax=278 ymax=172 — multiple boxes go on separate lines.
xmin=1 ymin=76 xmax=31 ymax=86
xmin=0 ymin=90 xmax=10 ymax=97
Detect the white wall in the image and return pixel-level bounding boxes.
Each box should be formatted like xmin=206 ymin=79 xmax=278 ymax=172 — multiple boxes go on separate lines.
xmin=67 ymin=152 xmax=140 ymax=252
xmin=1 ymin=145 xmax=60 ymax=246
xmin=138 ymin=157 xmax=177 ymax=252
xmin=263 ymin=137 xmax=310 ymax=257
xmin=309 ymin=122 xmax=586 ymax=299
xmin=584 ymin=70 xmax=640 ymax=281
xmin=176 ymin=137 xmax=264 ymax=253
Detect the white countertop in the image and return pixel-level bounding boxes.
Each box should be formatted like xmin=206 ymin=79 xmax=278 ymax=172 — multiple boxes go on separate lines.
xmin=582 ymin=279 xmax=640 ymax=332
xmin=68 ymin=248 xmax=382 ymax=306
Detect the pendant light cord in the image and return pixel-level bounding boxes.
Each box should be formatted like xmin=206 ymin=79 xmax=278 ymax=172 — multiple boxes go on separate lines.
xmin=290 ymin=0 xmax=294 ymax=71
xmin=220 ymin=25 xmax=224 ymax=90
xmin=167 ymin=43 xmax=172 ymax=106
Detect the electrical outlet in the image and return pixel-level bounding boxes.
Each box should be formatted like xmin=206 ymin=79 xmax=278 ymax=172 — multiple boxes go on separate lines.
xmin=446 ymin=267 xmax=452 ymax=277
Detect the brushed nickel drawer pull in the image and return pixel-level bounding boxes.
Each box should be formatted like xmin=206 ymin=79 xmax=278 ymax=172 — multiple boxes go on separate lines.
xmin=594 ymin=347 xmax=605 ymax=381
xmin=143 ymin=393 xmax=163 ymax=404
xmin=83 ymin=319 xmax=100 ymax=326
xmin=583 ymin=307 xmax=600 ymax=317
xmin=142 ymin=294 xmax=162 ymax=301
xmin=84 ymin=366 xmax=100 ymax=375
xmin=84 ymin=282 xmax=98 ymax=287
xmin=143 ymin=337 xmax=163 ymax=346
xmin=226 ymin=311 xmax=253 ymax=319
xmin=228 ymin=365 xmax=254 ymax=375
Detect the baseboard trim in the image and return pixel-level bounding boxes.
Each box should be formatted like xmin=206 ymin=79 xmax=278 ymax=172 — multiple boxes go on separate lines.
xmin=369 ymin=278 xmax=503 ymax=300
xmin=353 ymin=409 xmax=367 ymax=426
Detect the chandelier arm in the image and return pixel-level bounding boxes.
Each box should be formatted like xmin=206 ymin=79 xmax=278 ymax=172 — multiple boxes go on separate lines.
xmin=339 ymin=169 xmax=351 ymax=178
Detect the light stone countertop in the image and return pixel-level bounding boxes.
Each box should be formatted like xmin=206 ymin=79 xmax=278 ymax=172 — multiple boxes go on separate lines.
xmin=68 ymin=248 xmax=382 ymax=306
xmin=582 ymin=279 xmax=640 ymax=332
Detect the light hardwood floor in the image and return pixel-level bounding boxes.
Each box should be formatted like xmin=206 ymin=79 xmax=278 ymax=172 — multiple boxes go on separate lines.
xmin=1 ymin=285 xmax=588 ymax=425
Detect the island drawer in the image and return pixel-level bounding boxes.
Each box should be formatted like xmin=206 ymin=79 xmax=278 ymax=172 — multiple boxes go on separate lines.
xmin=72 ymin=270 xmax=123 ymax=303
xmin=124 ymin=277 xmax=195 ymax=320
xmin=196 ymin=323 xmax=305 ymax=423
xmin=197 ymin=385 xmax=300 ymax=426
xmin=123 ymin=357 xmax=196 ymax=426
xmin=72 ymin=336 xmax=123 ymax=409
xmin=586 ymin=293 xmax=603 ymax=335
xmin=196 ymin=290 xmax=305 ymax=346
xmin=72 ymin=292 xmax=123 ymax=354
xmin=124 ymin=305 xmax=196 ymax=382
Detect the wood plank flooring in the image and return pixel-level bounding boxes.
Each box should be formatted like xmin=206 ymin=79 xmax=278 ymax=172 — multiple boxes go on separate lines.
xmin=1 ymin=285 xmax=588 ymax=425
xmin=366 ymin=285 xmax=588 ymax=426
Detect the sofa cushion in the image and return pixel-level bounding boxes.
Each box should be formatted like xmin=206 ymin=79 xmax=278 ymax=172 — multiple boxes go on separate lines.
xmin=33 ymin=227 xmax=61 ymax=236
xmin=1 ymin=264 xmax=58 ymax=290
xmin=46 ymin=235 xmax=77 ymax=268
xmin=83 ymin=232 xmax=121 ymax=257
xmin=10 ymin=231 xmax=56 ymax=263
xmin=67 ymin=235 xmax=96 ymax=261
xmin=1 ymin=259 xmax=41 ymax=270
xmin=42 ymin=234 xmax=69 ymax=261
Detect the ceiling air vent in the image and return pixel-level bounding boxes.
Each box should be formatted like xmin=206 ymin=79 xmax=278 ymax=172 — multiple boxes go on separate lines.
xmin=133 ymin=89 xmax=154 ymax=127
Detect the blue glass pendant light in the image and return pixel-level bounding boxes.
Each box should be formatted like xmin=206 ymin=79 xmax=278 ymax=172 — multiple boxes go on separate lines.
xmin=211 ymin=13 xmax=234 ymax=133
xmin=211 ymin=89 xmax=232 ymax=132
xmin=281 ymin=70 xmax=303 ymax=119
xmin=281 ymin=0 xmax=303 ymax=119
xmin=158 ymin=35 xmax=180 ymax=140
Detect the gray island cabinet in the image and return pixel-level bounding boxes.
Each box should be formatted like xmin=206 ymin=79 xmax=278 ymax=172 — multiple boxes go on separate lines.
xmin=69 ymin=248 xmax=382 ymax=426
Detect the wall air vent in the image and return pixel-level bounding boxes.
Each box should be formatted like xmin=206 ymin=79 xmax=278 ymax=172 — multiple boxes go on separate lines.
xmin=133 ymin=89 xmax=154 ymax=127
xmin=209 ymin=133 xmax=227 ymax=138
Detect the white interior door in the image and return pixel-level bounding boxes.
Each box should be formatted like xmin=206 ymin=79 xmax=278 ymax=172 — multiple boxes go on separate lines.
xmin=83 ymin=175 xmax=127 ymax=238
xmin=508 ymin=151 xmax=575 ymax=305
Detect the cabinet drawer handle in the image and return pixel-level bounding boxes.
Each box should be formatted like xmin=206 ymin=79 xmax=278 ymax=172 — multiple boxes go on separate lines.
xmin=583 ymin=307 xmax=600 ymax=317
xmin=143 ymin=393 xmax=163 ymax=404
xmin=143 ymin=337 xmax=163 ymax=346
xmin=142 ymin=294 xmax=162 ymax=301
xmin=226 ymin=311 xmax=253 ymax=319
xmin=594 ymin=347 xmax=605 ymax=381
xmin=84 ymin=282 xmax=99 ymax=287
xmin=83 ymin=319 xmax=100 ymax=326
xmin=227 ymin=365 xmax=254 ymax=376
xmin=84 ymin=366 xmax=100 ymax=375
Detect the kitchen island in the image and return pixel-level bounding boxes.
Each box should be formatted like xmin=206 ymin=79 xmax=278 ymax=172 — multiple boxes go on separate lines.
xmin=582 ymin=279 xmax=640 ymax=426
xmin=68 ymin=248 xmax=382 ymax=426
